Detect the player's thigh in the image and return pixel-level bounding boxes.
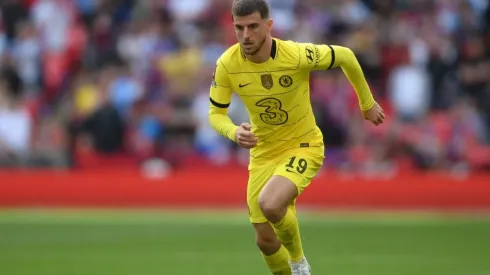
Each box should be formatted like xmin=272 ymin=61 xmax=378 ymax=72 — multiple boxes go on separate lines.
xmin=273 ymin=147 xmax=324 ymax=196
xmin=258 ymin=174 xmax=299 ymax=212
xmin=247 ymin=164 xmax=275 ymax=224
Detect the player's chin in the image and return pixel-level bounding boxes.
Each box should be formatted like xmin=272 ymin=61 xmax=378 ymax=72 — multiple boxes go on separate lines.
xmin=243 ymin=49 xmax=255 ymax=55
xmin=242 ymin=46 xmax=256 ymax=54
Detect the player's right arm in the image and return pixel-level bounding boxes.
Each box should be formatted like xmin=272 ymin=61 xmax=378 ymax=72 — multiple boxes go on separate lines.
xmin=208 ymin=59 xmax=238 ymax=142
xmin=208 ymin=59 xmax=258 ymax=148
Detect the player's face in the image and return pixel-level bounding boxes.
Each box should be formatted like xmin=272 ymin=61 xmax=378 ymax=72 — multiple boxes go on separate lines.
xmin=233 ymin=12 xmax=272 ymax=56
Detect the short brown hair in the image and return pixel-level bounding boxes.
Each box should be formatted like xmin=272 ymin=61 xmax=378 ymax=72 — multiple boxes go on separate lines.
xmin=232 ymin=0 xmax=270 ymax=20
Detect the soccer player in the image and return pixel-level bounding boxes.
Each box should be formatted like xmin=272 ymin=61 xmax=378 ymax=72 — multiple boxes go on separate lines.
xmin=208 ymin=0 xmax=385 ymax=274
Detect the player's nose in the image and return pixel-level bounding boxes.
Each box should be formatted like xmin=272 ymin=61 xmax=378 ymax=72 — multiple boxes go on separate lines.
xmin=243 ymin=28 xmax=251 ymax=40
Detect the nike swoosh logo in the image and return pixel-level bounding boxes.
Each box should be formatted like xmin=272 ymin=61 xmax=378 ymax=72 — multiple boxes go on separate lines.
xmin=286 ymin=169 xmax=296 ymax=173
xmin=239 ymin=82 xmax=252 ymax=88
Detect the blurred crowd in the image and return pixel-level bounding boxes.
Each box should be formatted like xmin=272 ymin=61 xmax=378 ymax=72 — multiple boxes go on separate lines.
xmin=0 ymin=0 xmax=489 ymax=176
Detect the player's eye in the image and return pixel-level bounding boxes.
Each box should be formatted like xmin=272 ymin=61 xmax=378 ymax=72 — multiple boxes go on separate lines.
xmin=249 ymin=24 xmax=258 ymax=30
xmin=235 ymin=25 xmax=244 ymax=31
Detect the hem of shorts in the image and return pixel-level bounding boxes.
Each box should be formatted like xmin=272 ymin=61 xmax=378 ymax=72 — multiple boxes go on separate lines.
xmin=249 ymin=217 xmax=269 ymax=224
xmin=250 ymin=145 xmax=324 ymax=160
xmin=273 ymin=173 xmax=304 ymax=195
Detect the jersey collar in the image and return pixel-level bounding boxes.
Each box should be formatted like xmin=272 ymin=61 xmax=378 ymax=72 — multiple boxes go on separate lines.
xmin=270 ymin=39 xmax=277 ymax=60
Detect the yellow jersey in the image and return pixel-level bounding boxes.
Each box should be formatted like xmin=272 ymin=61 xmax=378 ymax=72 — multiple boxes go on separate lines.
xmin=208 ymin=38 xmax=375 ymax=166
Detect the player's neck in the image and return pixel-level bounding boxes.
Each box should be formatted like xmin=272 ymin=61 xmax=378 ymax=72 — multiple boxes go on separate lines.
xmin=246 ymin=36 xmax=273 ymax=64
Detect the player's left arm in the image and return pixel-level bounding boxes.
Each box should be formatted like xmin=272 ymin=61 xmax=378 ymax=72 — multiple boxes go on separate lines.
xmin=299 ymin=43 xmax=385 ymax=125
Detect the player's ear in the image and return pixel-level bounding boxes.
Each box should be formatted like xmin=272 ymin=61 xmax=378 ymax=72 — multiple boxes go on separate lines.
xmin=267 ymin=18 xmax=273 ymax=31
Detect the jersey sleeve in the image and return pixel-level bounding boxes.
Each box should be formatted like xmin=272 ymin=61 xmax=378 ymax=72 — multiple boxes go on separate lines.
xmin=298 ymin=43 xmax=375 ymax=111
xmin=208 ymin=59 xmax=238 ymax=142
xmin=210 ymin=59 xmax=232 ymax=107
xmin=298 ymin=43 xmax=338 ymax=71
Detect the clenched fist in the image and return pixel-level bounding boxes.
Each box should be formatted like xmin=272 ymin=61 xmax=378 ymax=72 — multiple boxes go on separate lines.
xmin=235 ymin=123 xmax=258 ymax=149
xmin=362 ymin=102 xmax=386 ymax=126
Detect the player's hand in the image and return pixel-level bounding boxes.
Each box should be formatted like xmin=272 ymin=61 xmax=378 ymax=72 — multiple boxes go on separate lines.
xmin=362 ymin=102 xmax=385 ymax=126
xmin=235 ymin=123 xmax=258 ymax=149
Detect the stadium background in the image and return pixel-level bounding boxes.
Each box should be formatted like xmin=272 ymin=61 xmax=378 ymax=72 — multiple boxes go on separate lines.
xmin=1 ymin=0 xmax=490 ymax=274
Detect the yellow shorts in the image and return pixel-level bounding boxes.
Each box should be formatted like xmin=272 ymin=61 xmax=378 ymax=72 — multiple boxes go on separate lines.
xmin=247 ymin=146 xmax=325 ymax=223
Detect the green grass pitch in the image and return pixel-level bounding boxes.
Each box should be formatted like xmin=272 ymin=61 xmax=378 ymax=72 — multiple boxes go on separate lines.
xmin=0 ymin=209 xmax=489 ymax=275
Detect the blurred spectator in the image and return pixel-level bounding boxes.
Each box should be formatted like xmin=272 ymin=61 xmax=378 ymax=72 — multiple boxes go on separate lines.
xmin=388 ymin=54 xmax=431 ymax=122
xmin=69 ymin=65 xmax=125 ymax=157
xmin=0 ymin=0 xmax=29 ymax=42
xmin=0 ymin=67 xmax=32 ymax=166
xmin=11 ymin=20 xmax=40 ymax=91
xmin=0 ymin=0 xmax=488 ymax=174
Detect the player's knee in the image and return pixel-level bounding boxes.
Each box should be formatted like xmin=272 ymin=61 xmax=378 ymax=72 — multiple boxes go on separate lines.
xmin=256 ymin=232 xmax=280 ymax=254
xmin=258 ymin=196 xmax=284 ymax=222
